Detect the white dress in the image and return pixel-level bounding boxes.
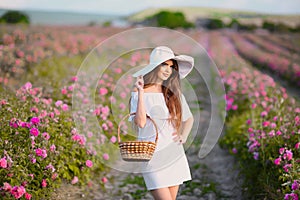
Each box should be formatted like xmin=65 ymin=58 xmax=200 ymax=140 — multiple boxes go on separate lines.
xmin=129 ymin=92 xmax=193 ymax=190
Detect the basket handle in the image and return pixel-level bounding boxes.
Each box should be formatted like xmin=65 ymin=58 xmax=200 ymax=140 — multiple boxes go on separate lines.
xmin=117 ymin=112 xmax=159 ymax=144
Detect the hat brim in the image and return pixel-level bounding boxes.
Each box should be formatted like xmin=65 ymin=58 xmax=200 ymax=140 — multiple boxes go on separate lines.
xmin=132 ymin=55 xmax=194 ymax=79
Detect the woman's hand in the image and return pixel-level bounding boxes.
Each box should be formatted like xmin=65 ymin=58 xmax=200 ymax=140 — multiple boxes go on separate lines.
xmin=173 ymin=117 xmax=194 ymax=145
xmin=134 ymin=75 xmax=144 ymax=91
xmin=172 ymin=132 xmax=187 ymax=144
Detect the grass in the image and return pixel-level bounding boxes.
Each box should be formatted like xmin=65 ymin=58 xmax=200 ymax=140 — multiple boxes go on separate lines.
xmin=120 ymin=175 xmax=146 ymax=187
xmin=21 ymin=55 xmax=83 ymax=93
xmin=192 ymin=163 xmax=208 ymax=170
xmin=119 ymin=175 xmax=148 ymax=199
xmin=180 ymin=179 xmax=216 ymax=195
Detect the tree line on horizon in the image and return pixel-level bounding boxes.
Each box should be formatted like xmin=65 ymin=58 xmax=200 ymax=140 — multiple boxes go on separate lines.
xmin=139 ymin=10 xmax=300 ymax=33
xmin=1 ymin=10 xmax=300 ymax=33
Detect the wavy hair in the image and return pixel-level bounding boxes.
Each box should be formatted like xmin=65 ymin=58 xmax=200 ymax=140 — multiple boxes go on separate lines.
xmin=143 ymin=59 xmax=182 ymax=132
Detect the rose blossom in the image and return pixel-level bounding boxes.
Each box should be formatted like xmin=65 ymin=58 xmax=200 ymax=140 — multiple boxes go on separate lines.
xmin=87 ymin=131 xmax=93 ymax=138
xmin=35 ymin=148 xmax=47 ymax=159
xmin=25 ymin=193 xmax=32 ymax=200
xmin=71 ymin=176 xmax=79 ymax=184
xmin=276 ymin=130 xmax=282 ymax=136
xmin=103 ymin=153 xmax=109 ymax=160
xmin=11 ymin=186 xmax=26 ymax=199
xmin=71 ymin=76 xmax=78 ymax=82
xmin=232 ymin=148 xmax=238 ymax=154
xmin=45 ymin=164 xmax=55 ymax=172
xmin=253 ymin=152 xmax=259 ymax=160
xmin=292 ymin=180 xmax=299 ymax=190
xmin=61 ymin=104 xmax=69 ymax=111
xmin=21 ymin=181 xmax=27 ymax=187
xmin=101 ymin=177 xmax=108 ymax=184
xmin=0 ymin=99 xmax=7 ymax=105
xmin=30 ymin=127 xmax=39 ymax=137
xmin=41 ymin=179 xmax=47 ymax=187
xmin=268 ymin=130 xmax=275 ymax=137
xmin=110 ymin=136 xmax=117 ymax=143
xmin=270 ymin=123 xmax=276 ymax=128
xmin=55 ymin=100 xmax=63 ymax=107
xmin=284 ymin=193 xmax=298 ymax=200
xmin=42 ymin=132 xmax=50 ymax=140
xmin=120 ymin=92 xmax=127 ymax=99
xmin=279 ymin=148 xmax=285 ymax=154
xmin=285 ymin=150 xmax=293 ymax=161
xmin=109 ymin=96 xmax=116 ymax=103
xmin=30 ymin=106 xmax=39 ymax=113
xmin=283 ymin=164 xmax=292 ymax=172
xmin=119 ymin=103 xmax=126 ymax=110
xmin=50 ymin=144 xmax=56 ymax=152
xmin=102 ymin=123 xmax=108 ymax=131
xmin=86 ymin=160 xmax=93 ymax=168
xmin=99 ymin=88 xmax=108 ymax=95
xmin=30 ymin=117 xmax=40 ymax=125
xmin=0 ymin=157 xmax=7 ymax=168
xmin=274 ymin=157 xmax=281 ymax=165
xmin=3 ymin=182 xmax=12 ymax=191
xmin=52 ymin=173 xmax=58 ymax=180
xmin=28 ymin=174 xmax=34 ymax=179
xmin=23 ymin=82 xmax=32 ymax=90
xmin=260 ymin=111 xmax=268 ymax=117
xmin=61 ymin=88 xmax=67 ymax=95
xmin=262 ymin=121 xmax=270 ymax=127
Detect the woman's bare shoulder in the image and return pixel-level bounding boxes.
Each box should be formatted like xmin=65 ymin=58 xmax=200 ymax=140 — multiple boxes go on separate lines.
xmin=132 ymin=87 xmax=138 ymax=92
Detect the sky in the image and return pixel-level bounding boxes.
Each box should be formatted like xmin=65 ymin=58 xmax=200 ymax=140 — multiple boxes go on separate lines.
xmin=0 ymin=0 xmax=300 ymax=15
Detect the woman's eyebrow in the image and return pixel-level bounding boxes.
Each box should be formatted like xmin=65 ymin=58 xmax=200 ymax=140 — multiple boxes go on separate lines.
xmin=161 ymin=62 xmax=173 ymax=66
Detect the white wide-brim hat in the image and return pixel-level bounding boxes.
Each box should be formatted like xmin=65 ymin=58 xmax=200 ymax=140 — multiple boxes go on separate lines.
xmin=132 ymin=46 xmax=194 ymax=79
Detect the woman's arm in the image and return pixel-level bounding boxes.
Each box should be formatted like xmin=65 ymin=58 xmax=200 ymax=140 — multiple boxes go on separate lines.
xmin=133 ymin=76 xmax=147 ymax=128
xmin=179 ymin=116 xmax=194 ymax=143
xmin=172 ymin=117 xmax=194 ymax=144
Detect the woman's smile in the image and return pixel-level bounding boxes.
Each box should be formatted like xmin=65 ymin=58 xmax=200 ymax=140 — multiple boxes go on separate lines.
xmin=163 ymin=73 xmax=171 ymax=77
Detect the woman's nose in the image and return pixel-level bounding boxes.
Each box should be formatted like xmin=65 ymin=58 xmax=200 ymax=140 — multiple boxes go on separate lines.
xmin=166 ymin=66 xmax=172 ymax=72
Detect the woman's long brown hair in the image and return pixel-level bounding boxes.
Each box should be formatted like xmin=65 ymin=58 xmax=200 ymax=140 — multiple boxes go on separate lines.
xmin=142 ymin=59 xmax=182 ymax=132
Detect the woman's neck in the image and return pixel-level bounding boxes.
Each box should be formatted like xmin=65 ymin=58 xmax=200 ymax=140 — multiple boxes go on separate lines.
xmin=144 ymin=83 xmax=162 ymax=93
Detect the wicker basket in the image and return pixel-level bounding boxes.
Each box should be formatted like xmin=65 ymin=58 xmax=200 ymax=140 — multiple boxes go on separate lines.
xmin=118 ymin=113 xmax=158 ymax=162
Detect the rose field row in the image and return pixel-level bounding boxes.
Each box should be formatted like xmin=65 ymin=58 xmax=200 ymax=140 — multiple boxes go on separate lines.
xmin=0 ymin=25 xmax=299 ymax=199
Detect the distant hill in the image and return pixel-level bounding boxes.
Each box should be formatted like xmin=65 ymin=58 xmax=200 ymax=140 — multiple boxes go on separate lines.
xmin=0 ymin=9 xmax=125 ymax=26
xmin=127 ymin=6 xmax=300 ymax=27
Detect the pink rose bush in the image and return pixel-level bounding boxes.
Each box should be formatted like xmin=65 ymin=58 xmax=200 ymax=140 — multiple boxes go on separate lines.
xmin=206 ymin=31 xmax=299 ymax=199
xmin=0 ymin=26 xmax=123 ymax=86
xmin=0 ymin=82 xmax=107 ymax=199
xmin=228 ymin=32 xmax=300 ymax=86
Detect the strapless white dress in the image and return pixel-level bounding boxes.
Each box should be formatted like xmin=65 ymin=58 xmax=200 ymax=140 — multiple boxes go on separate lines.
xmin=129 ymin=92 xmax=193 ymax=190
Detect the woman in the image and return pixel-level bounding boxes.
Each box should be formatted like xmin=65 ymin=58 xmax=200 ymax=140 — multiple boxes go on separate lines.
xmin=129 ymin=46 xmax=194 ymax=200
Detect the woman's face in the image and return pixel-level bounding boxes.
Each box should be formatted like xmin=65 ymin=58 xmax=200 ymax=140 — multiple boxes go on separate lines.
xmin=156 ymin=60 xmax=174 ymax=83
